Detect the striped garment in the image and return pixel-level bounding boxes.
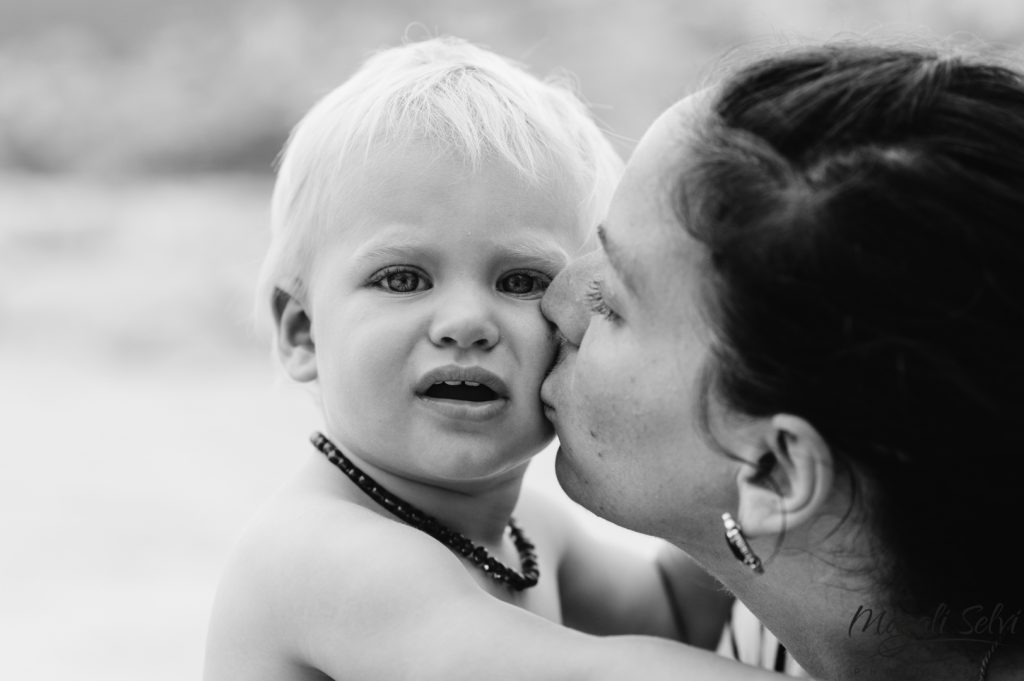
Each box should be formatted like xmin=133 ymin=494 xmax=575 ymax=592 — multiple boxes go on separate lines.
xmin=717 ymin=601 xmax=809 ymax=677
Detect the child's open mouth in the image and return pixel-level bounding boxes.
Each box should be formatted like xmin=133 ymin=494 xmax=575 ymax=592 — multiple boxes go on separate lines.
xmin=415 ymin=367 xmax=510 ymax=420
xmin=424 ymin=380 xmax=499 ymax=402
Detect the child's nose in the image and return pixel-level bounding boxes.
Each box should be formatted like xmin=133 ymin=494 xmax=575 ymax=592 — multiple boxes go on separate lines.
xmin=541 ymin=250 xmax=601 ymax=347
xmin=428 ymin=289 xmax=500 ymax=350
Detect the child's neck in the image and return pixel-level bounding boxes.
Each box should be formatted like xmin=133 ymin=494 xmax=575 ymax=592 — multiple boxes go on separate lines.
xmin=308 ymin=442 xmax=528 ymax=547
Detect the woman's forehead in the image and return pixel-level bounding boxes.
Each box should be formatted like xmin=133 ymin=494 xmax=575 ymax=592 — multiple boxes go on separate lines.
xmin=603 ymin=93 xmax=712 ymax=313
xmin=649 ymin=90 xmax=713 ymax=149
xmin=624 ymin=91 xmax=712 ymax=197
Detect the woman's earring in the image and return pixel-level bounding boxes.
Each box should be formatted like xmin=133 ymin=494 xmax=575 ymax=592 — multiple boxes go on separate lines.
xmin=722 ymin=512 xmax=764 ymax=574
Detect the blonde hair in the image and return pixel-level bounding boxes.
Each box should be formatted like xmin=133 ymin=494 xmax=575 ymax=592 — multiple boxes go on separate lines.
xmin=256 ymin=35 xmax=623 ymax=323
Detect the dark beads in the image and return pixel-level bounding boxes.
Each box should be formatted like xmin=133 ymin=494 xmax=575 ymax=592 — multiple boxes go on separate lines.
xmin=310 ymin=431 xmax=540 ymax=591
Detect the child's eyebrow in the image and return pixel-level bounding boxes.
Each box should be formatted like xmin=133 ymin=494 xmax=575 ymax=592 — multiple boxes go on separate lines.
xmin=350 ymin=231 xmax=437 ymax=263
xmin=500 ymin=238 xmax=569 ymax=273
xmin=352 ymin=235 xmax=569 ymax=273
xmin=352 ymin=242 xmax=423 ymax=263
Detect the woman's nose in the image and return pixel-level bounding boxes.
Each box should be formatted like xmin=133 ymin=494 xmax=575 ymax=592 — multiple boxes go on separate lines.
xmin=541 ymin=249 xmax=602 ymax=347
xmin=428 ymin=288 xmax=500 ymax=350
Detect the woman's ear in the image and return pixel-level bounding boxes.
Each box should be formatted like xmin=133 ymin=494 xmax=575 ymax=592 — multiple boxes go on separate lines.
xmin=735 ymin=414 xmax=834 ymax=537
xmin=272 ymin=287 xmax=317 ymax=383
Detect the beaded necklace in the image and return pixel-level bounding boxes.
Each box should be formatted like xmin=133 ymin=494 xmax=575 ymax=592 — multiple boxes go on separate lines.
xmin=976 ymin=636 xmax=1002 ymax=681
xmin=311 ymin=431 xmax=540 ymax=591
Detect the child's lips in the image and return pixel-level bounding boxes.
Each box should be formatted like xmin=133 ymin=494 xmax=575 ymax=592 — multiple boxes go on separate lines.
xmin=422 ymin=381 xmax=499 ymax=402
xmin=416 ymin=393 xmax=510 ymax=421
xmin=414 ymin=364 xmax=513 ymax=421
xmin=414 ymin=364 xmax=510 ymax=399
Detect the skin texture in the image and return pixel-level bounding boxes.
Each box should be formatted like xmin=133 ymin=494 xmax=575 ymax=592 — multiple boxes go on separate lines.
xmin=540 ymin=95 xmax=736 ymax=547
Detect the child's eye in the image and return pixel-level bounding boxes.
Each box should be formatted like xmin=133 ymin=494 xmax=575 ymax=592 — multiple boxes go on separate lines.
xmin=497 ymin=271 xmax=551 ymax=298
xmin=585 ymin=280 xmax=621 ymax=322
xmin=369 ymin=266 xmax=431 ymax=293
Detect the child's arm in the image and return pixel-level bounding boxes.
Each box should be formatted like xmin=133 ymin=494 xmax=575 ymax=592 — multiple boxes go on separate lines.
xmin=204 ymin=497 xmax=788 ymax=681
xmin=291 ymin=522 xmax=785 ymax=681
xmin=525 ymin=489 xmax=733 ymax=647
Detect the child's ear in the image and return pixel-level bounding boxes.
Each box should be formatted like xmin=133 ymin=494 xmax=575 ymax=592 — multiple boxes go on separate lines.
xmin=735 ymin=414 xmax=834 ymax=537
xmin=271 ymin=287 xmax=317 ymax=383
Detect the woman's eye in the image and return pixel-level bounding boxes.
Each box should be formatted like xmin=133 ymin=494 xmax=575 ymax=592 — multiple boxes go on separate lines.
xmin=370 ymin=267 xmax=431 ymax=293
xmin=498 ymin=271 xmax=551 ymax=298
xmin=585 ymin=280 xmax=621 ymax=322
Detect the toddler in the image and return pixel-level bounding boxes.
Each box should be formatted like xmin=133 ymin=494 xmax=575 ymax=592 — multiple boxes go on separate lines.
xmin=203 ymin=36 xmax=735 ymax=681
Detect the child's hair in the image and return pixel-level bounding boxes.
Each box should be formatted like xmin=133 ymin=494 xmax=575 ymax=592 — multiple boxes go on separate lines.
xmin=257 ymin=35 xmax=623 ymax=326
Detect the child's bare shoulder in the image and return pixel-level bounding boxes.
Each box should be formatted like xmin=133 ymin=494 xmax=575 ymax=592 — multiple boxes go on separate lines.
xmin=228 ymin=479 xmax=469 ymax=605
xmin=206 ymin=473 xmax=482 ymax=678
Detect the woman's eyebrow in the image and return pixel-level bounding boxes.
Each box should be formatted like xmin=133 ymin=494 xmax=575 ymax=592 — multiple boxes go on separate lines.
xmin=597 ymin=224 xmax=639 ymax=294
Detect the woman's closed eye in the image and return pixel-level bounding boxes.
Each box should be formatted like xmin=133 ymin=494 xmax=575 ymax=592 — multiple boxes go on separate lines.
xmin=585 ymin=279 xmax=621 ymax=322
xmin=368 ymin=266 xmax=431 ymax=293
xmin=498 ymin=270 xmax=552 ymax=299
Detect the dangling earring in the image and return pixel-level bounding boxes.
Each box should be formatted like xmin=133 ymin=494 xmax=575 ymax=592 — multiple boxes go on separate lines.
xmin=722 ymin=512 xmax=764 ymax=574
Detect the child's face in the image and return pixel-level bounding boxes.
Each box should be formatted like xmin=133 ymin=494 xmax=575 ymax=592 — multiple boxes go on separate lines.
xmin=299 ymin=143 xmax=586 ymax=487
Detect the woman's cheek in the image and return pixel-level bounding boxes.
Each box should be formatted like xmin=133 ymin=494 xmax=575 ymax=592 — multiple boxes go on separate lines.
xmin=574 ymin=353 xmax=630 ymax=437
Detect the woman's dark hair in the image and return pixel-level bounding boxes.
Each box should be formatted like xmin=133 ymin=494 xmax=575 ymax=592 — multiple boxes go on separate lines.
xmin=680 ymin=42 xmax=1024 ymax=619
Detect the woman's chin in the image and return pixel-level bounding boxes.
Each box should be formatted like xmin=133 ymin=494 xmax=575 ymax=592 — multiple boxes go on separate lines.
xmin=553 ymin=444 xmax=603 ymax=509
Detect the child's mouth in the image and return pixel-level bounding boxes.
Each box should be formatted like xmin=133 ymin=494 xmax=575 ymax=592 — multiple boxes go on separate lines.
xmin=423 ymin=381 xmax=499 ymax=402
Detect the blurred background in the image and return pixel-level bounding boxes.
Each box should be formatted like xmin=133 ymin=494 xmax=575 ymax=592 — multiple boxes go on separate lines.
xmin=2 ymin=1 xmax=1021 ymax=678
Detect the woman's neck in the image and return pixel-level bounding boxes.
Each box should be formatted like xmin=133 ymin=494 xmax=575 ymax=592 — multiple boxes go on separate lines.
xmin=729 ymin=563 xmax=1012 ymax=681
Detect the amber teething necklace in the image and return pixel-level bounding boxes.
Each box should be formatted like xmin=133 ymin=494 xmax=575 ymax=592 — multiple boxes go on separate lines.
xmin=310 ymin=431 xmax=540 ymax=591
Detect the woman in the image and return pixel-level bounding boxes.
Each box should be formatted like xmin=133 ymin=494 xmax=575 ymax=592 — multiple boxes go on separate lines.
xmin=541 ymin=41 xmax=1024 ymax=681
